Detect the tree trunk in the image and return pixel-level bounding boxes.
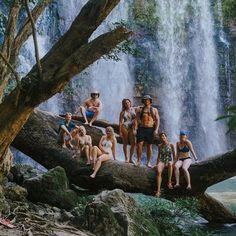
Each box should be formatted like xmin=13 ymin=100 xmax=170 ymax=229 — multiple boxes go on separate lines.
xmin=0 ymin=0 xmax=130 ymax=159
xmin=13 ymin=109 xmax=236 ymax=223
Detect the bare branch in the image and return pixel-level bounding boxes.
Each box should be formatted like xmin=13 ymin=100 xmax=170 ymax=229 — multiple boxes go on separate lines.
xmin=1 ymin=0 xmax=21 ymax=57
xmin=12 ymin=0 xmax=52 ymax=64
xmin=24 ymin=0 xmax=43 ymax=80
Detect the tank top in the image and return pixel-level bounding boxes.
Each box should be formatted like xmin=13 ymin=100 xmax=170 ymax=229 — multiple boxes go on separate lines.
xmin=123 ymin=107 xmax=136 ymax=129
xmin=102 ymin=138 xmax=113 ymax=155
xmin=159 ymin=144 xmax=173 ymax=164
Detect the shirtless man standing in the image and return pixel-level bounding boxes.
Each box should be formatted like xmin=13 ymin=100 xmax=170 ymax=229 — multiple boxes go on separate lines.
xmin=76 ymin=91 xmax=101 ymax=126
xmin=133 ymin=95 xmax=160 ymax=167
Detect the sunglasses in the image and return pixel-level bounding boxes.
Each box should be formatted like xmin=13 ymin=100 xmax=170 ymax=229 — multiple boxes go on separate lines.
xmin=91 ymin=93 xmax=99 ymax=96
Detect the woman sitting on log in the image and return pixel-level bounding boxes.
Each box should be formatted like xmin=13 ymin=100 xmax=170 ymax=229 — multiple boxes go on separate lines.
xmin=155 ymin=132 xmax=176 ymax=197
xmin=119 ymin=98 xmax=136 ymax=163
xmin=90 ymin=126 xmax=117 ymax=178
xmin=73 ymin=126 xmax=92 ymax=165
xmin=174 ymin=130 xmax=198 ymax=190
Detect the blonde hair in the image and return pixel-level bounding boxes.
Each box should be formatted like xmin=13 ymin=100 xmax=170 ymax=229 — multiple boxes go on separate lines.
xmin=106 ymin=126 xmax=115 ymax=138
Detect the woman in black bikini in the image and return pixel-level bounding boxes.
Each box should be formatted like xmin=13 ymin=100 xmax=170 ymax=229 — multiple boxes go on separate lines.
xmin=174 ymin=130 xmax=198 ymax=190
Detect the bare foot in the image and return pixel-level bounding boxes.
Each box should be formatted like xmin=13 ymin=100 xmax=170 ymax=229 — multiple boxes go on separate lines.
xmin=186 ymin=186 xmax=192 ymax=190
xmin=129 ymin=160 xmax=135 ymax=164
xmin=174 ymin=184 xmax=180 ymax=188
xmin=89 ymin=122 xmax=93 ymax=127
xmin=62 ymin=143 xmax=67 ymax=149
xmin=85 ymin=121 xmax=89 ymax=125
xmin=90 ymin=173 xmax=96 ymax=178
xmin=167 ymin=182 xmax=173 ymax=189
xmin=125 ymin=160 xmax=129 ymax=163
xmin=146 ymin=162 xmax=152 ymax=168
xmin=86 ymin=162 xmax=91 ymax=165
xmin=135 ymin=161 xmax=141 ymax=167
xmin=155 ymin=191 xmax=161 ymax=198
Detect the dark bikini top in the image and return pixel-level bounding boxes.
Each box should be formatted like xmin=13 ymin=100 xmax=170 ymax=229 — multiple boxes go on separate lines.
xmin=178 ymin=143 xmax=190 ymax=153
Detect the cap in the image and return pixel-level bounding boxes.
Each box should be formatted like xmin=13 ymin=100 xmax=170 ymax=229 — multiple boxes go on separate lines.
xmin=142 ymin=95 xmax=152 ymax=103
xmin=180 ymin=130 xmax=188 ymax=136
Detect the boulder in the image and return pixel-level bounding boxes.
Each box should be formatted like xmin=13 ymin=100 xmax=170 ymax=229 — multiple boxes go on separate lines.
xmin=83 ymin=189 xmax=160 ymax=236
xmin=24 ymin=166 xmax=78 ymax=210
xmin=0 ymin=148 xmax=13 ymax=182
xmin=11 ymin=164 xmax=44 ymax=186
xmin=3 ymin=182 xmax=28 ymax=201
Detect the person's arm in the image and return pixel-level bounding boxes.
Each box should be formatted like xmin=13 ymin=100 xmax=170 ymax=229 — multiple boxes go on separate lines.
xmin=170 ymin=144 xmax=177 ymax=162
xmin=154 ymin=108 xmax=160 ymax=135
xmin=176 ymin=142 xmax=179 ymax=161
xmin=98 ymin=136 xmax=106 ymax=153
xmin=119 ymin=111 xmax=124 ymax=137
xmin=133 ymin=107 xmax=140 ymax=135
xmin=156 ymin=145 xmax=161 ymax=165
xmin=112 ymin=137 xmax=117 ymax=160
xmin=60 ymin=124 xmax=72 ymax=139
xmin=186 ymin=140 xmax=198 ymax=161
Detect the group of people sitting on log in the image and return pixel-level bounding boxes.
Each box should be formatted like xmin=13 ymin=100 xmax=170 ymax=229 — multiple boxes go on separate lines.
xmin=58 ymin=91 xmax=198 ymax=197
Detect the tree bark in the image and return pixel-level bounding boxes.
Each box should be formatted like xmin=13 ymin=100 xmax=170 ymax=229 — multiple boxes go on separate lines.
xmin=12 ymin=109 xmax=236 ymax=223
xmin=0 ymin=0 xmax=130 ymax=159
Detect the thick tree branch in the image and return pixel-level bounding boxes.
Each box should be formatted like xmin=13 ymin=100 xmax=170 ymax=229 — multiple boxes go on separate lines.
xmin=24 ymin=0 xmax=43 ymax=80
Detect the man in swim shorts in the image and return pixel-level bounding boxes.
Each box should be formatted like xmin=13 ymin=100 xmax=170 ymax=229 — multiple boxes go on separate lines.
xmin=133 ymin=95 xmax=160 ymax=167
xmin=76 ymin=91 xmax=102 ymax=126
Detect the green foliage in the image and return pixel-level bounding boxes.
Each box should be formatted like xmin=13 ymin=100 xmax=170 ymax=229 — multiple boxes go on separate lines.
xmin=216 ymin=105 xmax=236 ymax=133
xmin=222 ymin=0 xmax=236 ymax=21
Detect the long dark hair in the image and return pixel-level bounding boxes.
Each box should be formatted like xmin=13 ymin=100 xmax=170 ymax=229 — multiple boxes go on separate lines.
xmin=122 ymin=98 xmax=131 ymax=111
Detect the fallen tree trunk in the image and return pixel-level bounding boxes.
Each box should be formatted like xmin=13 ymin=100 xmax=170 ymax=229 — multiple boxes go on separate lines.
xmin=13 ymin=109 xmax=236 ymax=223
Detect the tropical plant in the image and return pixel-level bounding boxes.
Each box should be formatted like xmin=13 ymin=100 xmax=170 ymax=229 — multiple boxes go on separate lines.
xmin=216 ymin=105 xmax=236 ymax=133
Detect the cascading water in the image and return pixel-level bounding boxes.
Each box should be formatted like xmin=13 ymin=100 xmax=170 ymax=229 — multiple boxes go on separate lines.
xmin=216 ymin=0 xmax=231 ymax=106
xmin=155 ymin=0 xmax=228 ymax=158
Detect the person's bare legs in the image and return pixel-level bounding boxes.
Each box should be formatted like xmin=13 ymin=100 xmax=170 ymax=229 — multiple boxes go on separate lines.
xmin=136 ymin=141 xmax=144 ymax=166
xmin=167 ymin=162 xmax=173 ymax=189
xmin=146 ymin=143 xmax=152 ymax=168
xmin=80 ymin=106 xmax=89 ymax=124
xmin=91 ymin=146 xmax=102 ymax=169
xmin=128 ymin=130 xmax=136 ymax=164
xmin=121 ymin=127 xmax=128 ymax=162
xmin=90 ymin=154 xmax=112 ymax=178
xmin=84 ymin=145 xmax=90 ymax=164
xmin=182 ymin=159 xmax=192 ymax=189
xmin=59 ymin=130 xmax=67 ymax=148
xmin=174 ymin=160 xmax=183 ymax=187
xmin=89 ymin=110 xmax=100 ymax=126
xmin=156 ymin=162 xmax=164 ymax=197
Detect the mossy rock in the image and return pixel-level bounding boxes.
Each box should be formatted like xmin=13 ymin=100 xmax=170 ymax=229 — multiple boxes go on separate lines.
xmin=84 ymin=189 xmax=160 ymax=236
xmin=24 ymin=166 xmax=77 ymax=210
xmin=3 ymin=183 xmax=28 ymax=201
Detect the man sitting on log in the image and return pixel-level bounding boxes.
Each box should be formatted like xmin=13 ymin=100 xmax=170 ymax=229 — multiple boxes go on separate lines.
xmin=76 ymin=91 xmax=102 ymax=127
xmin=58 ymin=112 xmax=78 ymax=148
xmin=133 ymin=95 xmax=160 ymax=167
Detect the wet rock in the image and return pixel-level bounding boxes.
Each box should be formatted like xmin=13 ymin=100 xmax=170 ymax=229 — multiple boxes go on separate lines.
xmin=3 ymin=182 xmax=28 ymax=201
xmin=0 ymin=186 xmax=10 ymax=215
xmin=24 ymin=166 xmax=78 ymax=210
xmin=11 ymin=164 xmax=43 ymax=186
xmin=84 ymin=189 xmax=160 ymax=236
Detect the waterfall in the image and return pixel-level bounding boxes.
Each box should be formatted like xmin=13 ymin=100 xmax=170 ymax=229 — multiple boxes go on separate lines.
xmin=155 ymin=0 xmax=228 ymax=158
xmin=216 ymin=0 xmax=231 ymax=106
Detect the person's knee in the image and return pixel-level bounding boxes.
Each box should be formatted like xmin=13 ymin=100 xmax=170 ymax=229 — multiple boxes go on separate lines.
xmin=92 ymin=146 xmax=98 ymax=151
xmin=182 ymin=167 xmax=189 ymax=172
xmin=157 ymin=171 xmax=162 ymax=176
xmin=80 ymin=106 xmax=85 ymax=112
